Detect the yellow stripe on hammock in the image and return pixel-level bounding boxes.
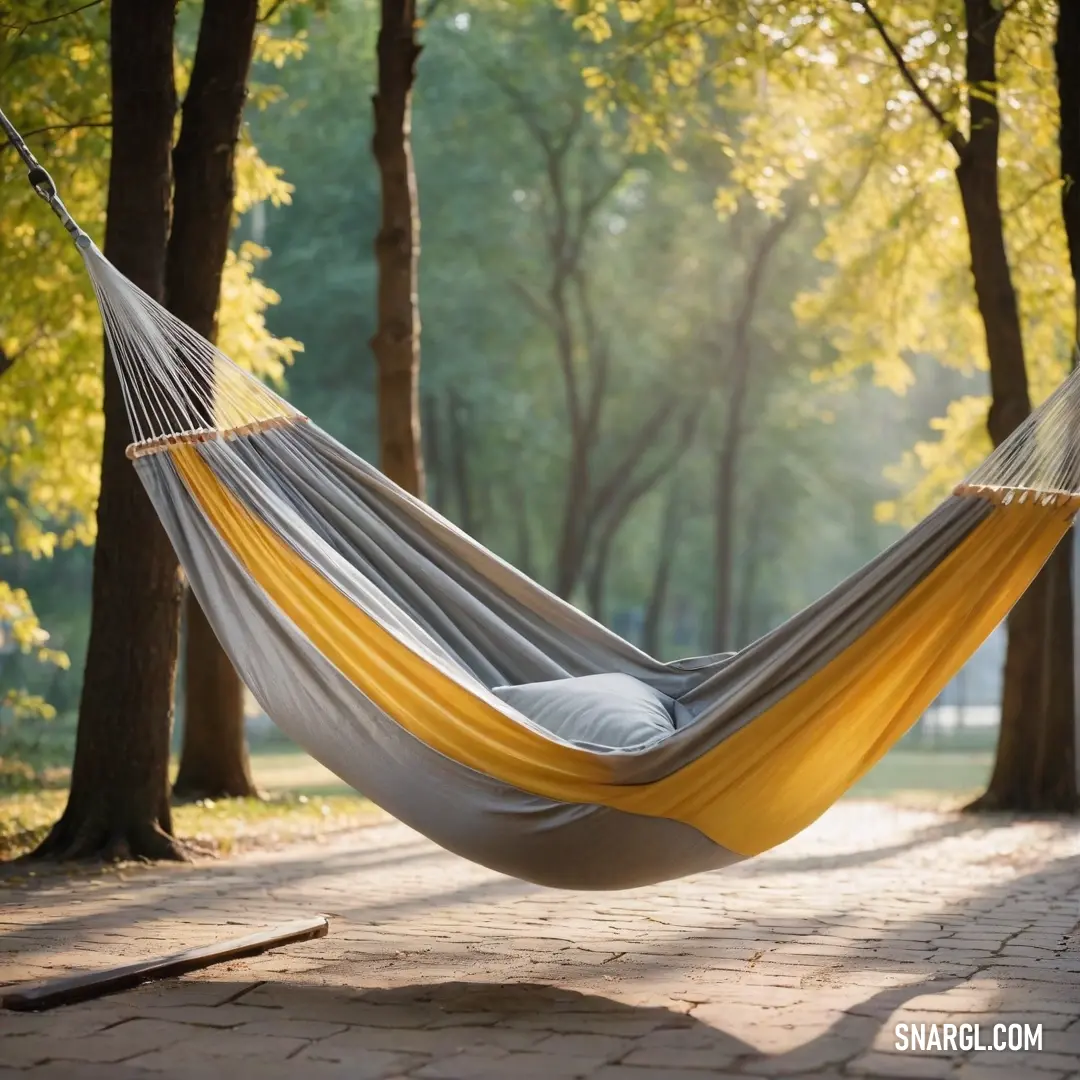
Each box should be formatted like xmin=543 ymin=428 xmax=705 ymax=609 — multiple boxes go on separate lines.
xmin=172 ymin=443 xmax=1069 ymax=856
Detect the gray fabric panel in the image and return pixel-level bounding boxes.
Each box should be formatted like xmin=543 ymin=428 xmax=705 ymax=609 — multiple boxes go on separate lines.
xmin=226 ymin=429 xmax=684 ymax=690
xmin=137 ymin=454 xmax=739 ymax=890
xmin=492 ymin=674 xmax=677 ymax=752
xmin=202 ymin=425 xmax=991 ymax=782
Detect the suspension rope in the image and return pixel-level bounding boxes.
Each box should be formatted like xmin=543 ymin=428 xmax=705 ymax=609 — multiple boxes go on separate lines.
xmin=0 ymin=104 xmax=91 ymax=249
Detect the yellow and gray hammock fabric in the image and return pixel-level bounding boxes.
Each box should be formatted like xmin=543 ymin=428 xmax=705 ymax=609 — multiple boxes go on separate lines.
xmin=14 ymin=125 xmax=1080 ymax=889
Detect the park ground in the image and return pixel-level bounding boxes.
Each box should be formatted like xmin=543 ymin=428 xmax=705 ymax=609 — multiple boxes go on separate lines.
xmin=0 ymin=732 xmax=998 ymax=862
xmin=2 ymin=744 xmax=1079 ymax=1079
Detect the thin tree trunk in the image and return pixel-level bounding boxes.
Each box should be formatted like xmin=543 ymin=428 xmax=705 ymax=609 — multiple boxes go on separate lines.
xmin=421 ymin=391 xmax=443 ymax=511
xmin=642 ymin=483 xmax=683 ymax=657
xmin=962 ymin=0 xmax=1076 ymax=811
xmin=585 ymin=401 xmax=699 ymax=623
xmin=711 ymin=430 xmax=741 ymax=652
xmin=33 ymin=0 xmax=184 ymax=861
xmin=712 ymin=210 xmax=795 ymax=652
xmin=170 ymin=0 xmax=260 ymax=801
xmin=585 ymin=536 xmax=610 ymax=623
xmin=447 ymin=387 xmax=476 ymax=533
xmin=371 ymin=0 xmax=424 ymax=498
xmin=512 ymin=473 xmax=534 ymax=579
xmin=554 ymin=443 xmax=591 ymax=599
xmin=734 ymin=493 xmax=768 ymax=648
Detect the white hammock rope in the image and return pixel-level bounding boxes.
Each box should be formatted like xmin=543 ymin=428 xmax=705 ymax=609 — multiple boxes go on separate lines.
xmin=82 ymin=246 xmax=303 ymax=454
xmin=957 ymin=360 xmax=1080 ymax=507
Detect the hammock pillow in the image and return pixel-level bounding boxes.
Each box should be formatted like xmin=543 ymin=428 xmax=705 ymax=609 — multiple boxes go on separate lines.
xmin=492 ymin=672 xmax=677 ymax=751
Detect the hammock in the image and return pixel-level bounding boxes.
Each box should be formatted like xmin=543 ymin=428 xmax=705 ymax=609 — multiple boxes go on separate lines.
xmin=8 ymin=118 xmax=1079 ymax=889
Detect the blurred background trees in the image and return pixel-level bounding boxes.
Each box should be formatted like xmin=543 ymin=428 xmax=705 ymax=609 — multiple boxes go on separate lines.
xmin=2 ymin=0 xmax=1076 ymax=839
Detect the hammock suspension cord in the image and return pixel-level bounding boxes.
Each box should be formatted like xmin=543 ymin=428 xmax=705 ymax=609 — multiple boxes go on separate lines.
xmin=0 ymin=105 xmax=91 ymax=250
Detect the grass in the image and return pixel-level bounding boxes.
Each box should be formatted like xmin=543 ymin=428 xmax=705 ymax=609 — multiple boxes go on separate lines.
xmin=0 ymin=746 xmax=376 ymax=862
xmin=848 ymin=749 xmax=993 ymax=807
xmin=0 ymin=736 xmax=998 ymax=864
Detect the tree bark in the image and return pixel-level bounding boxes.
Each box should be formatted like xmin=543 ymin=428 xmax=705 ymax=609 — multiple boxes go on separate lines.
xmin=371 ymin=0 xmax=425 ymax=499
xmin=961 ymin=0 xmax=1076 ymax=812
xmin=176 ymin=596 xmax=253 ymax=799
xmin=168 ymin=0 xmax=260 ymax=801
xmin=1018 ymin=0 xmax=1080 ymax=813
xmin=1057 ymin=0 xmax=1080 ymax=326
xmin=32 ymin=0 xmax=185 ymax=862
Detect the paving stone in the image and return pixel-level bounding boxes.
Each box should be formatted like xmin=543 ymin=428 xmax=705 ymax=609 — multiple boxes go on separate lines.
xmin=847 ymin=1050 xmax=958 ymax=1077
xmin=0 ymin=804 xmax=1077 ymax=1079
xmin=590 ymin=1068 xmax=745 ymax=1080
xmin=303 ymin=1024 xmax=544 ymax=1058
xmin=620 ymin=1045 xmax=742 ymax=1069
xmin=412 ymin=1050 xmax=589 ymax=1079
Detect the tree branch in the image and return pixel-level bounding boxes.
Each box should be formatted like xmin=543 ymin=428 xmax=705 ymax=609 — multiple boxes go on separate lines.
xmin=0 ymin=120 xmax=111 ymax=154
xmin=257 ymin=0 xmax=289 ymax=23
xmin=587 ymin=394 xmax=678 ymax=529
xmin=600 ymin=396 xmax=703 ymax=535
xmin=510 ymin=277 xmax=557 ymax=329
xmin=858 ymin=0 xmax=968 ymax=158
xmin=572 ymin=266 xmax=609 ymax=444
xmin=0 ymin=330 xmax=45 ymax=377
xmin=0 ymin=1 xmax=101 ymax=33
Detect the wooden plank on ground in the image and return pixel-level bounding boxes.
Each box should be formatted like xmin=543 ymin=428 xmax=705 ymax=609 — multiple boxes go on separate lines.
xmin=1 ymin=915 xmax=329 ymax=1012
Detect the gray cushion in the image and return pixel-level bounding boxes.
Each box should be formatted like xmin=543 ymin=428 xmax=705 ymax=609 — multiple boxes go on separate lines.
xmin=491 ymin=672 xmax=677 ymax=752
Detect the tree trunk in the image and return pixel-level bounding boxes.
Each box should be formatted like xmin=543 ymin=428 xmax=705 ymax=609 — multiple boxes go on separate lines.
xmin=585 ymin=535 xmax=610 ymax=624
xmin=168 ymin=0 xmax=260 ymax=801
xmin=711 ymin=426 xmax=742 ymax=653
xmin=962 ymin=0 xmax=1076 ymax=811
xmin=371 ymin=0 xmax=424 ymax=499
xmin=554 ymin=448 xmax=590 ymax=599
xmin=1022 ymin=0 xmax=1080 ymax=814
xmin=711 ymin=211 xmax=794 ymax=652
xmin=1057 ymin=0 xmax=1080 ymax=322
xmin=32 ymin=0 xmax=184 ymax=862
xmin=447 ymin=387 xmax=476 ymax=533
xmin=734 ymin=492 xmax=769 ymax=648
xmin=512 ymin=473 xmax=534 ymax=579
xmin=176 ymin=595 xmax=253 ymax=799
xmin=642 ymin=483 xmax=683 ymax=657
xmin=420 ymin=392 xmax=443 ymax=511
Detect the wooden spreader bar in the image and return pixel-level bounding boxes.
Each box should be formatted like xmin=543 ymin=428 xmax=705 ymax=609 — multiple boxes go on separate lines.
xmin=125 ymin=413 xmax=307 ymax=460
xmin=1 ymin=916 xmax=329 ymax=1012
xmin=954 ymin=483 xmax=1080 ymax=511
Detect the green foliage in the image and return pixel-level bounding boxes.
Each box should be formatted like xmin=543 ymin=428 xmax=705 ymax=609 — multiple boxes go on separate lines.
xmin=560 ymin=0 xmax=1072 ymax=522
xmin=0 ymin=1 xmax=305 ymax=727
xmin=251 ymin=0 xmax=922 ymax=653
xmin=1 ymin=0 xmax=984 ymax=757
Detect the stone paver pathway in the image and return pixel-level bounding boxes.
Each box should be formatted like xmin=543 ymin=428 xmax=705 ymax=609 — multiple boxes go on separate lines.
xmin=1 ymin=801 xmax=1079 ymax=1079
